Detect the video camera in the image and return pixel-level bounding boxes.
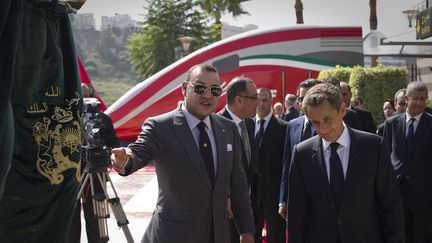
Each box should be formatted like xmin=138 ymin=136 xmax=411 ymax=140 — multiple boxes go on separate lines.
xmin=82 ymin=98 xmax=111 ymax=172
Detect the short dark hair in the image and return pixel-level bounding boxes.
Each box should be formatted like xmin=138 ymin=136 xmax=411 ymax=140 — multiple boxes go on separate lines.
xmin=298 ymin=78 xmax=322 ymax=90
xmin=384 ymin=99 xmax=395 ymax=110
xmin=186 ymin=64 xmax=218 ymax=82
xmin=323 ymin=76 xmax=341 ymax=88
xmin=406 ymin=81 xmax=428 ymax=97
xmin=340 ymin=81 xmax=352 ymax=94
xmin=226 ymin=76 xmax=255 ymax=105
xmin=257 ymin=87 xmax=272 ymax=99
xmin=302 ymin=83 xmax=342 ymax=115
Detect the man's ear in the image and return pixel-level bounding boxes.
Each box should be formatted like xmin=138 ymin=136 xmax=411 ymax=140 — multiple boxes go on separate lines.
xmin=181 ymin=81 xmax=187 ymax=96
xmin=340 ymin=102 xmax=347 ymax=117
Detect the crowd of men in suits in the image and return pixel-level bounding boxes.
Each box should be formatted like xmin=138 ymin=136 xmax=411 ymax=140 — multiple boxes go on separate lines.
xmin=110 ymin=62 xmax=432 ymax=243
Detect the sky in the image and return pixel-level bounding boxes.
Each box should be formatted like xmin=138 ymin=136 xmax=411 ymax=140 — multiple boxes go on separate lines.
xmin=79 ymin=0 xmax=426 ymax=40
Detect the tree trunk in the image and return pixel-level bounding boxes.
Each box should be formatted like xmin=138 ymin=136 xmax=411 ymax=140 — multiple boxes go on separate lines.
xmin=370 ymin=0 xmax=378 ymax=67
xmin=295 ymin=0 xmax=304 ymax=24
xmin=369 ymin=0 xmax=377 ymax=30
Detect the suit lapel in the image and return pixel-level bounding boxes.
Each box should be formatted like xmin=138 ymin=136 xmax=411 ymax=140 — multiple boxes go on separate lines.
xmin=411 ymin=113 xmax=430 ymax=151
xmin=292 ymin=116 xmax=304 ymax=144
xmin=263 ymin=116 xmax=277 ymax=140
xmin=172 ymin=109 xmax=212 ymax=189
xmin=311 ymin=137 xmax=333 ymax=196
xmin=210 ymin=114 xmax=227 ymax=186
xmin=339 ymin=128 xmax=361 ymax=216
xmin=397 ymin=114 xmax=409 ymax=154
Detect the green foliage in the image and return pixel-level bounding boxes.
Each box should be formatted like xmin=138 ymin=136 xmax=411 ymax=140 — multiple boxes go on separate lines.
xmin=319 ymin=66 xmax=409 ymax=125
xmin=317 ymin=65 xmax=352 ymax=82
xmin=127 ymin=0 xmax=214 ymax=78
xmin=92 ymin=78 xmax=136 ymax=107
xmin=198 ymin=0 xmax=250 ymax=39
xmin=73 ymin=28 xmax=140 ymax=82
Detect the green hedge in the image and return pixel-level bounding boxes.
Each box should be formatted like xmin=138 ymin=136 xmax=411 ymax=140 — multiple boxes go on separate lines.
xmin=318 ymin=66 xmax=408 ymax=125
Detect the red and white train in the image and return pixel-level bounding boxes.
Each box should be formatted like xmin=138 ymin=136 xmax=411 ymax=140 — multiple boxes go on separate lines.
xmin=104 ymin=25 xmax=364 ymax=141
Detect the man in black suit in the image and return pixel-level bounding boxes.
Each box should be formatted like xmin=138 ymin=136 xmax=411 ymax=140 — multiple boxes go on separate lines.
xmin=253 ymin=88 xmax=287 ymax=243
xmin=288 ymin=83 xmax=404 ymax=243
xmin=281 ymin=93 xmax=299 ymax=122
xmin=383 ymin=81 xmax=432 ymax=243
xmin=340 ymin=82 xmax=376 ymax=133
xmin=218 ymin=76 xmax=259 ymax=243
xmin=322 ymin=77 xmax=362 ymax=130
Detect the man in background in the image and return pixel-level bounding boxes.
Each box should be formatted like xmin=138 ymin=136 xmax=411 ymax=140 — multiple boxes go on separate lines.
xmin=219 ymin=76 xmax=259 ymax=243
xmin=68 ymin=83 xmax=119 ymax=243
xmin=394 ymin=89 xmax=407 ymax=115
xmin=281 ymin=94 xmax=299 ymax=122
xmin=384 ymin=81 xmax=432 ymax=243
xmin=278 ymin=79 xmax=322 ymax=219
xmin=273 ymin=102 xmax=284 ymax=118
xmin=340 ymin=82 xmax=376 ymax=133
xmin=254 ymin=88 xmax=287 ymax=243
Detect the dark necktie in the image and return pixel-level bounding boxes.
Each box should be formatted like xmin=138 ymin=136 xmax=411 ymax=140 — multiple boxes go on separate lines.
xmin=255 ymin=119 xmax=265 ymax=147
xmin=239 ymin=121 xmax=251 ymax=164
xmin=302 ymin=121 xmax=312 ymax=141
xmin=197 ymin=122 xmax=215 ymax=185
xmin=330 ymin=142 xmax=344 ymax=210
xmin=407 ymin=118 xmax=415 ymax=152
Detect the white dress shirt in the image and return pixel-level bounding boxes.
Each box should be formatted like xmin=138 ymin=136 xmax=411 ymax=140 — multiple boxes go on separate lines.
xmin=182 ymin=105 xmax=217 ymax=175
xmin=322 ymin=123 xmax=351 ymax=181
xmin=254 ymin=112 xmax=272 ymax=136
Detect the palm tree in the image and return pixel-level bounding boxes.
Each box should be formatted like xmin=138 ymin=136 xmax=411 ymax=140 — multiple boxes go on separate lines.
xmin=295 ymin=0 xmax=304 ymax=24
xmin=198 ymin=0 xmax=250 ymax=39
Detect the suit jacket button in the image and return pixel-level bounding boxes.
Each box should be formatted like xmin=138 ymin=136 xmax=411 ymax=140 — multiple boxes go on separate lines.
xmin=338 ymin=220 xmax=342 ymax=225
xmin=331 ymin=204 xmax=335 ymax=209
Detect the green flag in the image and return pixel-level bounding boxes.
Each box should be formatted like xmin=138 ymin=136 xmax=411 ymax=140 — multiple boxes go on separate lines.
xmin=0 ymin=0 xmax=23 ymax=200
xmin=0 ymin=1 xmax=82 ymax=242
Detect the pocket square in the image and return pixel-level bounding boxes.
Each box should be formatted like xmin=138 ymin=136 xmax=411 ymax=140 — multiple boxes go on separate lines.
xmin=227 ymin=144 xmax=232 ymax=151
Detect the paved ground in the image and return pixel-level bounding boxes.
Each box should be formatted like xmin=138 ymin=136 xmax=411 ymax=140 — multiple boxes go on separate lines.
xmin=79 ymin=167 xmax=157 ymax=243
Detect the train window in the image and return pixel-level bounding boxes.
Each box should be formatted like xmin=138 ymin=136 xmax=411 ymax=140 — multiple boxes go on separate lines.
xmin=212 ymin=54 xmax=240 ymax=73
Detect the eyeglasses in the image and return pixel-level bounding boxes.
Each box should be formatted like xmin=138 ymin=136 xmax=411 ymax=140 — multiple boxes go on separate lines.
xmin=408 ymin=96 xmax=428 ymax=102
xmin=187 ymin=82 xmax=222 ymax=97
xmin=238 ymin=95 xmax=258 ymax=100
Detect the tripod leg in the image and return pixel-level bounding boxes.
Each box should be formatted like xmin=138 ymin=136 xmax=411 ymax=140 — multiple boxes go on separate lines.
xmin=97 ymin=172 xmax=135 ymax=243
xmin=90 ymin=173 xmax=110 ymax=242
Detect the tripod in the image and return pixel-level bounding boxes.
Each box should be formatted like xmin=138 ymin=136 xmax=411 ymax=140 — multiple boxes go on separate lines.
xmin=76 ymin=162 xmax=134 ymax=243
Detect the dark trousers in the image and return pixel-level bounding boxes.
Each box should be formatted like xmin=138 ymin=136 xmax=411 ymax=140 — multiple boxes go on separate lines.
xmin=254 ymin=202 xmax=286 ymax=243
xmin=68 ymin=173 xmax=107 ymax=243
xmin=400 ymin=179 xmax=432 ymax=243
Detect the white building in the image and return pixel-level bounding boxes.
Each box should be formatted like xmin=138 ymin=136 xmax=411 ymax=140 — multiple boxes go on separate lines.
xmin=70 ymin=13 xmax=96 ymax=30
xmin=100 ymin=13 xmax=137 ymax=31
xmin=221 ymin=22 xmax=257 ymax=39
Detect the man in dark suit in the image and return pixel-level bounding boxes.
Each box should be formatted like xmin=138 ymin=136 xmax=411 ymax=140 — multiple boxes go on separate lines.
xmin=288 ymin=83 xmax=404 ymax=243
xmin=281 ymin=93 xmax=299 ymax=122
xmin=383 ymin=81 xmax=432 ymax=243
xmin=111 ymin=64 xmax=255 ymax=243
xmin=218 ymin=76 xmax=259 ymax=243
xmin=278 ymin=79 xmax=321 ymax=219
xmin=253 ymin=88 xmax=287 ymax=243
xmin=322 ymin=77 xmax=362 ymax=130
xmin=340 ymin=82 xmax=376 ymax=133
